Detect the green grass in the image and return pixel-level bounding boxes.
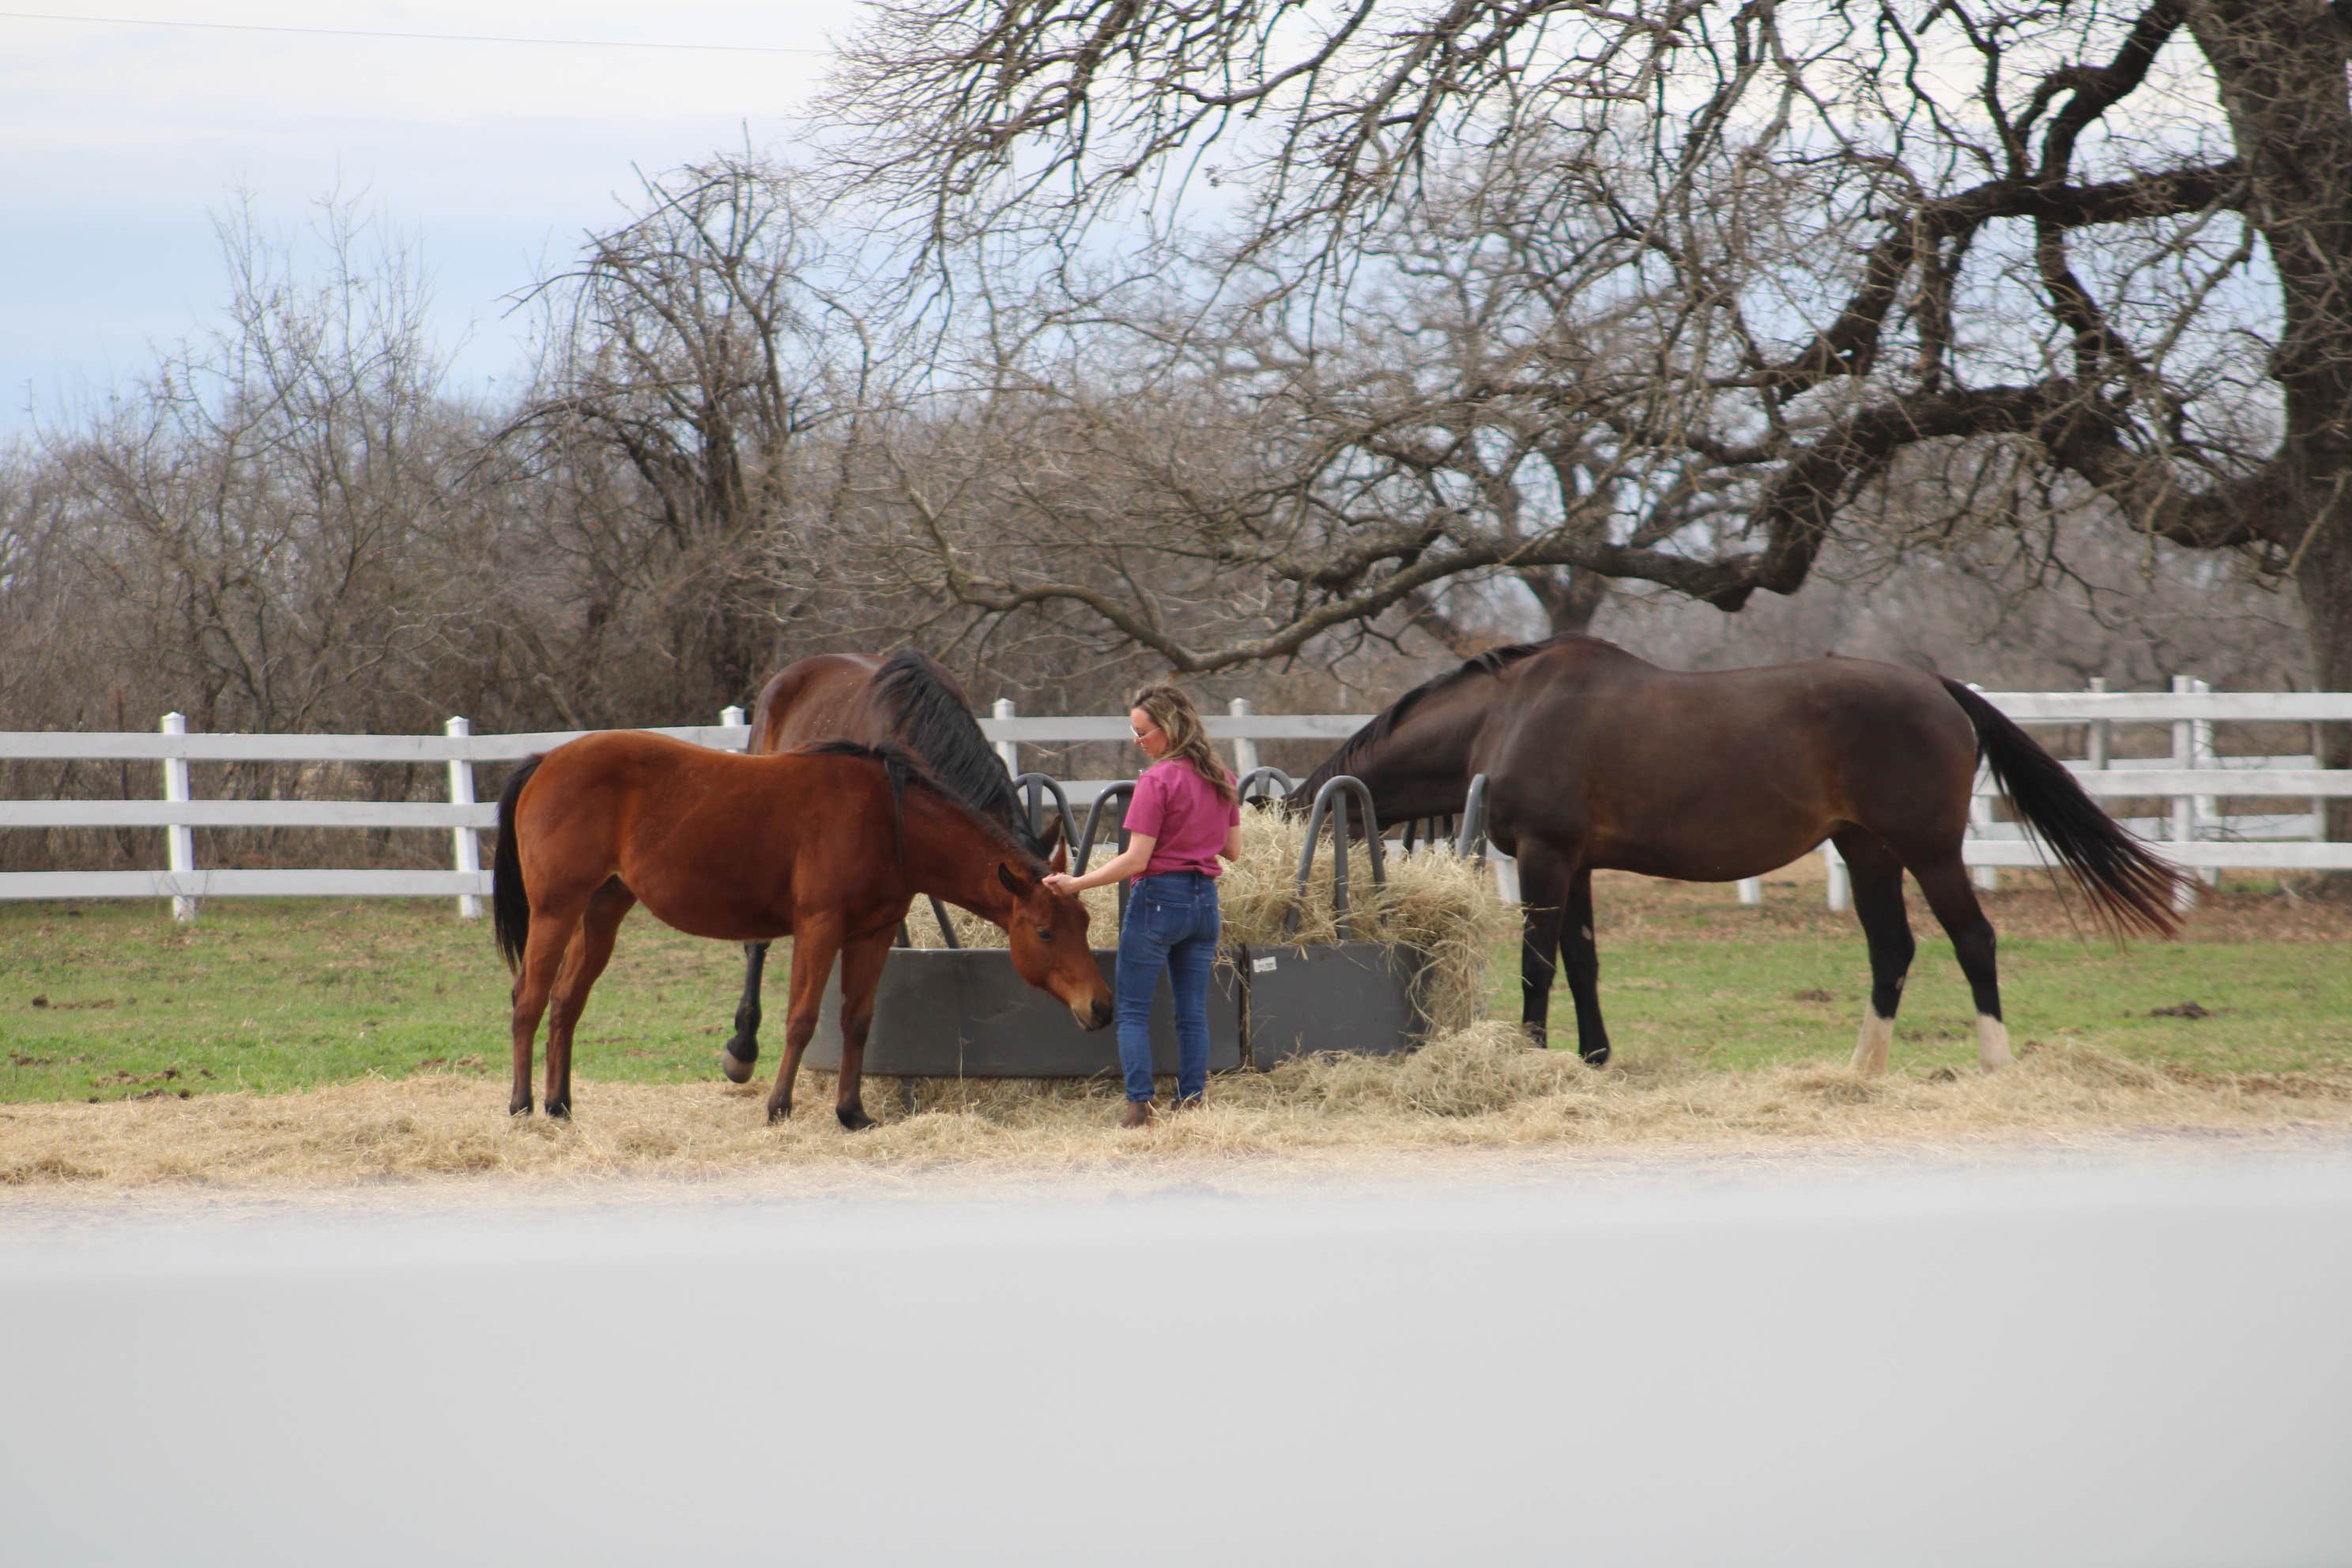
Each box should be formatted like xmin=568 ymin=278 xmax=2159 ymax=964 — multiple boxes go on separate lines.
xmin=0 ymin=900 xmax=748 ymax=1104
xmin=2 ymin=891 xmax=2348 ymax=1106
xmin=1487 ymin=922 xmax=2352 ymax=1076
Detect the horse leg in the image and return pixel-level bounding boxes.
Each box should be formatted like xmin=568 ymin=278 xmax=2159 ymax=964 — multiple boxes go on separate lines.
xmin=1514 ymin=842 xmax=1570 ymax=1050
xmin=831 ymin=930 xmax=894 ymax=1132
xmin=1913 ymin=856 xmax=2011 ymax=1069
xmin=507 ymin=892 xmax=589 ymax=1117
xmin=722 ymin=940 xmax=769 ymax=1084
xmin=1559 ymin=865 xmax=1611 ymax=1065
xmin=766 ymin=922 xmax=841 ymax=1124
xmin=1833 ymin=827 xmax=1916 ymax=1076
xmin=541 ymin=879 xmax=635 ymax=1118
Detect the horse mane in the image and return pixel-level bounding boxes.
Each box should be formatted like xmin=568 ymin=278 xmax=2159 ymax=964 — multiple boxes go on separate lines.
xmin=793 ymin=737 xmax=1042 ymax=874
xmin=869 ymin=649 xmax=1049 ymax=858
xmin=1307 ymin=635 xmax=1581 ymax=789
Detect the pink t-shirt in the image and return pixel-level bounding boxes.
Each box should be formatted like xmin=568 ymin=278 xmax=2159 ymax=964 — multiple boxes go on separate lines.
xmin=1125 ymin=759 xmax=1241 ymax=878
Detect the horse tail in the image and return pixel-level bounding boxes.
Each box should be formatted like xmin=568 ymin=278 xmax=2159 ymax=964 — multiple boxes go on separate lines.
xmin=492 ymin=755 xmax=544 ymax=973
xmin=1939 ymin=680 xmax=2187 ymax=937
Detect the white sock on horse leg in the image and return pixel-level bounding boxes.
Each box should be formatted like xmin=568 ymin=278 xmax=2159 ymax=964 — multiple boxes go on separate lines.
xmin=1851 ymin=1009 xmax=1894 ymax=1076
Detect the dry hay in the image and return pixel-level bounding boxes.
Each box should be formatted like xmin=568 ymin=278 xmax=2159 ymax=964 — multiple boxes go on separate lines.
xmin=900 ymin=812 xmax=1517 ymax=1032
xmin=6 ymin=1026 xmax=2350 ymax=1195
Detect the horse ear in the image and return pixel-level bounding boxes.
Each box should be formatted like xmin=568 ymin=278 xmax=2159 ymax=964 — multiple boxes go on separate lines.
xmin=998 ymin=863 xmax=1035 ymax=899
xmin=1047 ymin=838 xmax=1069 ymax=875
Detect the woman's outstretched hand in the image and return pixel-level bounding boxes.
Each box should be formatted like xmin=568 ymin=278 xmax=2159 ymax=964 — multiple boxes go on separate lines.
xmin=1042 ymin=872 xmax=1081 ymax=897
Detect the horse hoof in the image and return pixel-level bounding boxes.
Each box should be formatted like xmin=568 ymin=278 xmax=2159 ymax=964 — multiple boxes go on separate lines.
xmin=838 ymin=1105 xmax=875 ymax=1133
xmin=1581 ymin=1045 xmax=1611 ymax=1067
xmin=509 ymin=1101 xmax=533 ymax=1118
xmin=767 ymin=1102 xmax=792 ymax=1125
xmin=545 ymin=1100 xmax=571 ymax=1121
xmin=721 ymin=1044 xmax=757 ymax=1084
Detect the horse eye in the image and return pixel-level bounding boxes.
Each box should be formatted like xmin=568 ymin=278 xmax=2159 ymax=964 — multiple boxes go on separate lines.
xmin=1035 ymin=925 xmax=1053 ymax=942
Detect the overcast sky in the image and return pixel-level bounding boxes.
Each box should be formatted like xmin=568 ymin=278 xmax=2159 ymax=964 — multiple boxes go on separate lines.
xmin=0 ymin=3 xmax=847 ymax=432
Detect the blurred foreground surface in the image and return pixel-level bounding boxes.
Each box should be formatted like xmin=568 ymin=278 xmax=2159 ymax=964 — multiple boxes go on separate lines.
xmin=4 ymin=1148 xmax=2349 ymax=1566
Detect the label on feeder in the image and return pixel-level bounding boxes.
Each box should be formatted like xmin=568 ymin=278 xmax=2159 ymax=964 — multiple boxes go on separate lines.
xmin=1253 ymin=955 xmax=1277 ymax=973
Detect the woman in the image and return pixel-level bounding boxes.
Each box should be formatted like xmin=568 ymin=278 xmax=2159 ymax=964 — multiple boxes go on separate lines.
xmin=1042 ymin=684 xmax=1242 ymax=1128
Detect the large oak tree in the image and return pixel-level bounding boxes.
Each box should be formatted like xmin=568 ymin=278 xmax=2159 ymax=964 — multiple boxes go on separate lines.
xmin=829 ymin=0 xmax=2352 ymax=835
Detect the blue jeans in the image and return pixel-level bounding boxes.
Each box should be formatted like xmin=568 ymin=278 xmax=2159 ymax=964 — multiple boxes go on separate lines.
xmin=1116 ymin=871 xmax=1221 ymax=1102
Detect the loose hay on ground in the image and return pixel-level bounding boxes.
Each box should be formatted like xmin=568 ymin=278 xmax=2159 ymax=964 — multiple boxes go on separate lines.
xmin=7 ymin=1029 xmax=2350 ymax=1192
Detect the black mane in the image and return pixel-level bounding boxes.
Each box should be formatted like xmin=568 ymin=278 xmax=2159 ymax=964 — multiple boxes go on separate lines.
xmin=793 ymin=737 xmax=1041 ymax=873
xmin=869 ymin=650 xmax=1050 ymax=858
xmin=1301 ymin=636 xmax=1570 ymax=793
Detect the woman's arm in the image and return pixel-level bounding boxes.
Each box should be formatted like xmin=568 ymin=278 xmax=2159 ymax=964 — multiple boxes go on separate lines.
xmin=1044 ymin=832 xmax=1156 ymax=895
xmin=1221 ymin=820 xmax=1243 ymax=861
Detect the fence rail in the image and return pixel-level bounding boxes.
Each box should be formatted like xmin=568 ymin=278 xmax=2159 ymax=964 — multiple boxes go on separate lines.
xmin=2 ymin=686 xmax=2346 ymax=917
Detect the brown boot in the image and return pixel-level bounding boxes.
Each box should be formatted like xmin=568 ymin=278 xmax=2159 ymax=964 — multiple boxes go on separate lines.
xmin=1120 ymin=1099 xmax=1155 ymax=1129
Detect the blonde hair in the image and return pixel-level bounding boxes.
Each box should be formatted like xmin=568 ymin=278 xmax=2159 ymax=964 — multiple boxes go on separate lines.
xmin=1129 ymin=684 xmax=1238 ymax=807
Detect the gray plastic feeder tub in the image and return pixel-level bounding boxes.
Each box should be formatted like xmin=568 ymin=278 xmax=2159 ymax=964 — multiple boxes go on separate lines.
xmin=806 ymin=947 xmax=1243 ymax=1079
xmin=1235 ymin=941 xmax=1433 ymax=1069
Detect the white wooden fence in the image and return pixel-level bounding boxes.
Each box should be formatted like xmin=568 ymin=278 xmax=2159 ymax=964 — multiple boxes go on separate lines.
xmin=2 ymin=688 xmax=2348 ymax=918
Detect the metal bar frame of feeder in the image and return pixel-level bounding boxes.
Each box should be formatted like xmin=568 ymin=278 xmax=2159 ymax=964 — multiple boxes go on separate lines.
xmin=1280 ymin=775 xmax=1386 ymax=940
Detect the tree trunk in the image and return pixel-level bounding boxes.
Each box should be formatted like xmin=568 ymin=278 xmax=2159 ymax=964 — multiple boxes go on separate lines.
xmin=2191 ymin=0 xmax=2352 ymax=876
xmin=2294 ymin=510 xmax=2352 ymax=875
xmin=1524 ymin=567 xmax=1611 ymax=636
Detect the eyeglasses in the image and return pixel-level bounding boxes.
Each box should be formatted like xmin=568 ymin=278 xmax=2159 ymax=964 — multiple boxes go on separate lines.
xmin=1130 ymin=722 xmax=1159 ymax=742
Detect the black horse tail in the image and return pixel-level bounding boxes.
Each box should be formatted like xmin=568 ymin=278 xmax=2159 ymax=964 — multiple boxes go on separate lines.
xmin=1940 ymin=680 xmax=2187 ymax=938
xmin=492 ymin=755 xmax=544 ymax=973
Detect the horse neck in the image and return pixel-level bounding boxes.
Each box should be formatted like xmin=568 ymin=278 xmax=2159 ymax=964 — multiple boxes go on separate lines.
xmin=897 ymin=789 xmax=1024 ymax=922
xmin=1314 ymin=686 xmax=1489 ymax=820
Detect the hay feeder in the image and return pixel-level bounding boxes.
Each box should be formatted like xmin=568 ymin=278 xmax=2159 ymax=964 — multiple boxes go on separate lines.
xmin=808 ymin=771 xmax=1488 ymax=1080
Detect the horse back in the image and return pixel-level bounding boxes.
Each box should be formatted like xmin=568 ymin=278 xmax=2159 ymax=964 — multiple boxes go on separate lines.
xmin=748 ymin=654 xmax=890 ymax=755
xmin=513 ymin=730 xmax=907 ymax=940
xmin=1484 ymin=653 xmax=1980 ymax=875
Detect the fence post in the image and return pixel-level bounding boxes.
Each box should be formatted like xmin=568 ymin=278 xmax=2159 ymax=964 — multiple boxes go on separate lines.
xmin=1966 ymin=684 xmax=1999 ymax=892
xmin=2086 ymin=677 xmax=2109 ymax=771
xmin=993 ymin=698 xmax=1018 ymax=777
xmin=2171 ymin=675 xmax=2199 ymax=911
xmin=720 ymin=705 xmax=747 ymax=749
xmin=2192 ymin=677 xmax=2220 ymax=888
xmin=1822 ymin=839 xmax=1849 ymax=912
xmin=446 ymin=717 xmax=482 ymax=920
xmin=1968 ymin=776 xmax=2000 ymax=892
xmin=1736 ymin=876 xmax=1762 ymax=906
xmin=160 ymin=712 xmax=197 ymax=922
xmin=1229 ymin=698 xmax=1260 ymax=778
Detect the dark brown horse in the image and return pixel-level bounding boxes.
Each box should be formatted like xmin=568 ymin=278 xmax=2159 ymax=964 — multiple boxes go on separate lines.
xmin=720 ymin=649 xmax=1068 ymax=1082
xmin=492 ymin=731 xmax=1111 ymax=1127
xmin=1297 ymin=635 xmax=2185 ymax=1072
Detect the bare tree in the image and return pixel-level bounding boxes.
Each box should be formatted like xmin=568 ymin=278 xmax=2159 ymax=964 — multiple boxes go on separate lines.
xmin=829 ymin=0 xmax=2352 ymax=846
xmin=503 ymin=155 xmax=896 ymax=720
xmin=34 ymin=195 xmax=481 ymax=738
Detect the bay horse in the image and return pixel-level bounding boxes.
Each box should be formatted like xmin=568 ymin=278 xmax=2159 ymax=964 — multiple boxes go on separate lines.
xmin=492 ymin=731 xmax=1111 ymax=1127
xmin=1297 ymin=635 xmax=2186 ymax=1072
xmin=721 ymin=649 xmax=1067 ymax=1084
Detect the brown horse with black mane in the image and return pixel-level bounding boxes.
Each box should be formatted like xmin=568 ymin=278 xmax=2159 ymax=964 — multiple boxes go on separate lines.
xmin=719 ymin=649 xmax=1069 ymax=1083
xmin=492 ymin=731 xmax=1110 ymax=1127
xmin=1297 ymin=635 xmax=2187 ymax=1072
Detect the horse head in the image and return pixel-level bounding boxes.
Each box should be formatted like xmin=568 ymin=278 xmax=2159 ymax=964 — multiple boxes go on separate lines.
xmin=997 ymin=862 xmax=1113 ymax=1030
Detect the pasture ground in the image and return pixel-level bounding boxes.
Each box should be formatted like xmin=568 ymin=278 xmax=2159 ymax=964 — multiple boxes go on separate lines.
xmin=3 ymin=863 xmax=2348 ymax=1192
